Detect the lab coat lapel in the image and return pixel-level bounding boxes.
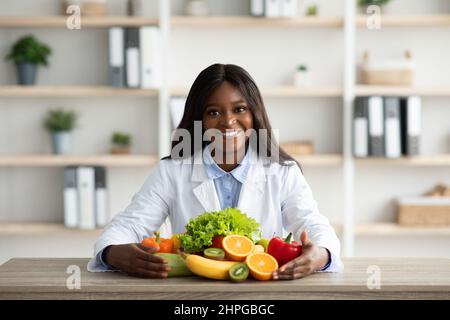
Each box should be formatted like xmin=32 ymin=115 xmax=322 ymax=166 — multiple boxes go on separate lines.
xmin=191 ymin=155 xmax=221 ymax=212
xmin=237 ymin=159 xmax=266 ymax=217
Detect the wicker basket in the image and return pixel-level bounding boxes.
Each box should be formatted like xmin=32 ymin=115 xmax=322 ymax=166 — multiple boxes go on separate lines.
xmin=360 ymin=50 xmax=415 ymax=86
xmin=361 ymin=69 xmax=414 ymax=86
xmin=61 ymin=0 xmax=107 ymax=16
xmin=397 ymin=197 xmax=450 ymax=226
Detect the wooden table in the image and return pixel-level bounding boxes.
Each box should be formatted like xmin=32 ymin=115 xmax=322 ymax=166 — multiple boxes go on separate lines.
xmin=0 ymin=258 xmax=449 ymax=299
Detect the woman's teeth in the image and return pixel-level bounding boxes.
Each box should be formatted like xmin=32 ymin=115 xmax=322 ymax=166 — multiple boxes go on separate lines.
xmin=222 ymin=130 xmax=242 ymax=138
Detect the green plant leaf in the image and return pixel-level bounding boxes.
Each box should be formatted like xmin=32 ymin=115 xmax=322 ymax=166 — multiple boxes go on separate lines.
xmin=43 ymin=109 xmax=77 ymax=132
xmin=5 ymin=35 xmax=52 ymax=66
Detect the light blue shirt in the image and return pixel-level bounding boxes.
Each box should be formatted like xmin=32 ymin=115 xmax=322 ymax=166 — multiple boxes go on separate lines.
xmin=202 ymin=146 xmax=251 ymax=210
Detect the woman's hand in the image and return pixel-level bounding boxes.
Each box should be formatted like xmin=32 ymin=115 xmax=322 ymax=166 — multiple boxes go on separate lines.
xmin=104 ymin=243 xmax=170 ymax=278
xmin=272 ymin=231 xmax=330 ymax=280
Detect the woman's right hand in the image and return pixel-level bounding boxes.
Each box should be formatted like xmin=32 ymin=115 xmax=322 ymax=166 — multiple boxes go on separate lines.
xmin=104 ymin=243 xmax=170 ymax=278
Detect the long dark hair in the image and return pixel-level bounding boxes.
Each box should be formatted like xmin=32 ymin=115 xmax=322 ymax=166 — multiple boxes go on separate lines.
xmin=163 ymin=63 xmax=299 ymax=168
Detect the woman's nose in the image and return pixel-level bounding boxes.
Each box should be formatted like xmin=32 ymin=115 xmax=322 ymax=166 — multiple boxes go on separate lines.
xmin=220 ymin=112 xmax=236 ymax=127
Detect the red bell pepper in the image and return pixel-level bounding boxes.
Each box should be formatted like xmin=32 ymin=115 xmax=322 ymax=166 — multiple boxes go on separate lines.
xmin=267 ymin=233 xmax=302 ymax=266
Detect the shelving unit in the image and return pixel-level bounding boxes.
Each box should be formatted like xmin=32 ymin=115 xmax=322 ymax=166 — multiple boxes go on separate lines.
xmin=356 ymin=14 xmax=450 ymax=28
xmin=171 ymin=86 xmax=343 ymax=98
xmin=171 ymin=16 xmax=343 ymax=28
xmin=2 ymin=221 xmax=447 ymax=238
xmin=355 ymin=223 xmax=450 ymax=236
xmin=355 ymin=85 xmax=450 ymax=97
xmin=0 ymin=222 xmax=102 ymax=235
xmin=0 ymin=16 xmax=159 ymax=28
xmin=1 ymin=0 xmax=449 ymax=261
xmin=355 ymin=155 xmax=450 ymax=167
xmin=0 ymin=85 xmax=159 ymax=97
xmin=0 ymin=154 xmax=158 ymax=167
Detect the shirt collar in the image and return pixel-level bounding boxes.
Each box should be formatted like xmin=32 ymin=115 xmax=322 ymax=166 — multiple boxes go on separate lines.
xmin=203 ymin=146 xmax=252 ymax=184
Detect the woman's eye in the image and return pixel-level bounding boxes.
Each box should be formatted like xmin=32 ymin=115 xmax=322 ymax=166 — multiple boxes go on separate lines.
xmin=207 ymin=110 xmax=219 ymax=116
xmin=235 ymin=106 xmax=247 ymax=113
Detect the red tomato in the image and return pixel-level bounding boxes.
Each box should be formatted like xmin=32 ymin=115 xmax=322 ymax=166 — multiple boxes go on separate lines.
xmin=210 ymin=235 xmax=225 ymax=249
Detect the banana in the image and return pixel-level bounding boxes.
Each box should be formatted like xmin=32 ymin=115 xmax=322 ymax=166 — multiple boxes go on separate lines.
xmin=183 ymin=253 xmax=239 ymax=280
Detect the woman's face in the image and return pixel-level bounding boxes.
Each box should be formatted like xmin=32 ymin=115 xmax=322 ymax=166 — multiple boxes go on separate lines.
xmin=203 ymin=81 xmax=254 ymax=158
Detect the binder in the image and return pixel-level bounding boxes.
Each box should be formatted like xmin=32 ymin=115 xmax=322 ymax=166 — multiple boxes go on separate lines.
xmin=367 ymin=96 xmax=384 ymax=156
xmin=251 ymin=0 xmax=265 ymax=17
xmin=125 ymin=27 xmax=140 ymax=88
xmin=400 ymin=96 xmax=421 ymax=156
xmin=94 ymin=166 xmax=108 ymax=228
xmin=140 ymin=26 xmax=161 ymax=89
xmin=280 ymin=0 xmax=297 ymax=17
xmin=265 ymin=0 xmax=280 ymax=17
xmin=169 ymin=96 xmax=187 ymax=129
xmin=63 ymin=166 xmax=79 ymax=228
xmin=353 ymin=97 xmax=369 ymax=157
xmin=384 ymin=97 xmax=402 ymax=158
xmin=77 ymin=166 xmax=96 ymax=230
xmin=108 ymin=27 xmax=125 ymax=87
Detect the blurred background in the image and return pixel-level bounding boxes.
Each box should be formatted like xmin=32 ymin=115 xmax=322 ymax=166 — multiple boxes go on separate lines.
xmin=0 ymin=0 xmax=449 ymax=265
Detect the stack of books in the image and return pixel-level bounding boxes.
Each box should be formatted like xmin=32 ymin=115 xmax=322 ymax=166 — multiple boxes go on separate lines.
xmin=353 ymin=96 xmax=421 ymax=158
xmin=108 ymin=26 xmax=161 ymax=88
xmin=63 ymin=166 xmax=109 ymax=230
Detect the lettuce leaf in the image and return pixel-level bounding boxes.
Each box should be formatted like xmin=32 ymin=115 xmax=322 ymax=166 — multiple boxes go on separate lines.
xmin=179 ymin=208 xmax=262 ymax=253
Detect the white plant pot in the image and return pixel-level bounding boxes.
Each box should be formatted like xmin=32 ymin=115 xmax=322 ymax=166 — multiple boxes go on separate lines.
xmin=185 ymin=0 xmax=209 ymax=16
xmin=294 ymin=71 xmax=311 ymax=87
xmin=51 ymin=131 xmax=73 ymax=154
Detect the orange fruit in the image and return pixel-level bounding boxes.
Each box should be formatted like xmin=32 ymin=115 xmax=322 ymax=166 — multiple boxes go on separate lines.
xmin=245 ymin=252 xmax=278 ymax=281
xmin=222 ymin=235 xmax=255 ymax=262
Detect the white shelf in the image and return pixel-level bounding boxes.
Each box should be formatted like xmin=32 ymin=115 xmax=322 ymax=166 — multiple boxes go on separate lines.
xmin=355 ymin=85 xmax=450 ymax=97
xmin=356 ymin=14 xmax=450 ymax=28
xmin=355 ymin=155 xmax=450 ymax=167
xmin=0 ymin=154 xmax=159 ymax=167
xmin=0 ymin=16 xmax=159 ymax=28
xmin=171 ymin=86 xmax=342 ymax=97
xmin=0 ymin=86 xmax=159 ymax=97
xmin=355 ymin=223 xmax=450 ymax=236
xmin=293 ymin=154 xmax=342 ymax=166
xmin=2 ymin=221 xmax=448 ymax=237
xmin=0 ymin=222 xmax=102 ymax=236
xmin=171 ymin=16 xmax=343 ymax=28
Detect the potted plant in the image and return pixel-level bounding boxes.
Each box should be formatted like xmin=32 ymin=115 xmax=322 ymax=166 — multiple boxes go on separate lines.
xmin=5 ymin=35 xmax=52 ymax=85
xmin=111 ymin=132 xmax=132 ymax=154
xmin=43 ymin=109 xmax=77 ymax=154
xmin=358 ymin=0 xmax=392 ymax=13
xmin=305 ymin=5 xmax=318 ymax=16
xmin=294 ymin=64 xmax=311 ymax=87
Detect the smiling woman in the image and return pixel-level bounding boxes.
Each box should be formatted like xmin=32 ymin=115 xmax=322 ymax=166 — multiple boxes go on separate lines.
xmin=88 ymin=63 xmax=342 ymax=281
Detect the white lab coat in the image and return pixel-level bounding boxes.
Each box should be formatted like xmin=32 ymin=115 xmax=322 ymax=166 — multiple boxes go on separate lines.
xmin=87 ymin=150 xmax=343 ymax=272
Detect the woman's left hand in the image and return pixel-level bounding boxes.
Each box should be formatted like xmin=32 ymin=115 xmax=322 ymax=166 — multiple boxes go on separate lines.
xmin=272 ymin=230 xmax=330 ymax=280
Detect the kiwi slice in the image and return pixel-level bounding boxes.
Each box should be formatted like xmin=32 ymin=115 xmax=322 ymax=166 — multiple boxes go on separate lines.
xmin=229 ymin=263 xmax=249 ymax=282
xmin=203 ymin=248 xmax=225 ymax=260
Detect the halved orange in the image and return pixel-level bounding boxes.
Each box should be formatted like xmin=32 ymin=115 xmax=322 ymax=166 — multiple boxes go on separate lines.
xmin=222 ymin=235 xmax=255 ymax=262
xmin=245 ymin=252 xmax=278 ymax=281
